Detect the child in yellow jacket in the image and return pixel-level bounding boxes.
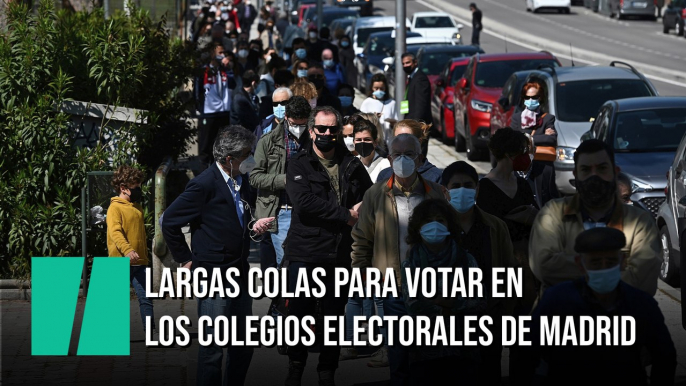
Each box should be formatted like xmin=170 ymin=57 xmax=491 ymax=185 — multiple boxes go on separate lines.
xmin=106 ymin=165 xmax=156 ymax=337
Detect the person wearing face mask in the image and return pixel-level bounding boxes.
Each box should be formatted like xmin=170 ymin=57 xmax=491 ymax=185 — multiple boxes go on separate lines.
xmin=255 ymin=87 xmax=291 ymax=145
xmin=231 ymin=70 xmax=261 ymax=133
xmin=401 ymin=52 xmax=432 ymax=126
xmin=306 ymin=26 xmax=340 ymax=63
xmin=290 ymin=79 xmax=318 ymax=110
xmin=195 ymin=42 xmax=236 ymax=169
xmin=162 ymin=127 xmax=257 ymax=386
xmin=401 ymin=198 xmax=485 ymax=385
xmin=529 ymin=139 xmax=660 ymax=296
xmin=308 ymin=64 xmax=343 ymax=115
xmin=284 ymin=106 xmax=372 ymax=386
xmin=338 ymin=84 xmax=359 ymax=118
xmin=440 ymin=161 xmax=516 ymax=385
xmin=351 ymin=134 xmax=448 ymax=384
xmin=341 ymin=113 xmax=358 ymax=156
xmin=321 ymin=48 xmax=346 ymax=96
xmin=235 ymin=39 xmax=254 ymax=74
xmin=337 ymin=35 xmax=357 ymax=88
xmin=257 ymin=69 xmax=295 ymax=121
xmin=290 ymin=38 xmax=308 ymax=67
xmin=250 ymin=96 xmax=311 ymax=273
xmin=291 ymin=58 xmax=309 ymax=80
xmin=107 ymin=165 xmax=157 ymax=340
xmin=351 ymin=116 xmax=389 ymax=180
xmin=360 ymin=74 xmax=399 ymax=138
xmin=511 ymin=82 xmax=559 ymax=208
xmin=259 ymin=19 xmax=281 ymax=52
xmin=255 ymin=54 xmax=286 ymax=99
xmin=527 ymin=227 xmax=675 ymax=386
xmin=237 ymin=0 xmax=257 ymax=35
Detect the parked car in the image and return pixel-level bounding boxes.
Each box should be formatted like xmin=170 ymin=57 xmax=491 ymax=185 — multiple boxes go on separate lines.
xmin=520 ymin=62 xmax=658 ymax=195
xmin=410 ymin=12 xmax=464 ymax=44
xmin=355 ymin=31 xmax=422 ymax=92
xmin=527 ymin=0 xmax=572 ymax=13
xmin=598 ymin=0 xmax=657 ymax=20
xmin=297 ymin=3 xmax=317 ymax=27
xmin=658 ymin=124 xmax=686 ymax=286
xmin=305 ymin=7 xmax=359 ymax=30
xmin=290 ymin=0 xmax=316 ymax=24
xmin=489 ymin=70 xmax=534 ymax=166
xmin=332 ymin=0 xmax=373 ymax=17
xmin=430 ymin=57 xmax=475 ymax=145
xmin=663 ymin=0 xmax=685 ymax=36
xmin=329 ymin=18 xmax=355 ymax=37
xmin=350 ymin=16 xmax=411 ymax=56
xmin=452 ymin=52 xmax=561 ymax=161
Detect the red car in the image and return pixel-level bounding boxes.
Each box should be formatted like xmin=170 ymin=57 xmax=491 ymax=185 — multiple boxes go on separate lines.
xmin=452 ymin=52 xmax=561 ymax=160
xmin=430 ymin=57 xmax=472 ymax=144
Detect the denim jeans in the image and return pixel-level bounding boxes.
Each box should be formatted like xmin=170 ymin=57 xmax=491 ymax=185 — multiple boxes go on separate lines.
xmin=345 ymin=296 xmax=386 ymax=345
xmin=130 ymin=266 xmax=155 ymax=331
xmin=270 ymin=208 xmax=291 ymax=266
xmin=196 ymin=287 xmax=254 ymax=386
xmin=384 ymin=294 xmax=409 ymax=386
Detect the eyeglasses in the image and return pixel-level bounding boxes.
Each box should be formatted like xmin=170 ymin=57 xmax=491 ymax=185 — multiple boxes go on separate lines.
xmin=313 ymin=125 xmax=340 ymax=134
xmin=524 ymin=95 xmax=540 ymax=100
xmin=390 ymin=152 xmax=419 ymax=160
xmin=273 ymin=100 xmax=288 ymax=107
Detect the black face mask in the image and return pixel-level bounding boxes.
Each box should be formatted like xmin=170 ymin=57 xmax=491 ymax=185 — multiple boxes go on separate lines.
xmin=403 ymin=65 xmax=414 ymax=75
xmin=128 ymin=186 xmax=143 ymax=203
xmin=308 ymin=76 xmax=325 ymax=90
xmin=315 ymin=134 xmax=337 ymax=152
xmin=355 ymin=142 xmax=375 ymax=158
xmin=576 ymin=175 xmax=616 ymax=208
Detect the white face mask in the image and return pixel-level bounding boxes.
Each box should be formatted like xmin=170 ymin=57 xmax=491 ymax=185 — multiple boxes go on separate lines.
xmin=288 ymin=122 xmax=307 ymax=138
xmin=309 ymin=31 xmax=318 ymax=39
xmin=238 ymin=49 xmax=249 ymax=58
xmin=392 ymin=156 xmax=416 ymax=178
xmin=239 ymin=155 xmax=257 ymax=174
xmin=344 ymin=137 xmax=355 ymax=152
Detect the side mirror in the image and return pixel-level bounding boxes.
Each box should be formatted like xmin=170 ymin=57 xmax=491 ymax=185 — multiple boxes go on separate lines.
xmin=457 ymin=77 xmax=468 ymax=90
xmin=357 ymin=53 xmax=365 ymax=58
xmin=456 ymin=23 xmax=464 ymax=30
xmin=497 ymin=96 xmax=509 ymax=110
xmin=382 ymin=57 xmax=394 ymax=66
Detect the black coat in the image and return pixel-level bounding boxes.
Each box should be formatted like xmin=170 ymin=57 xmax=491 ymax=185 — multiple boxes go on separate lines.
xmin=510 ymin=108 xmax=558 ymax=147
xmin=284 ymin=142 xmax=373 ymax=265
xmin=231 ymin=87 xmax=261 ymax=132
xmin=405 ymin=70 xmax=433 ymax=125
xmin=162 ymin=163 xmax=253 ymax=279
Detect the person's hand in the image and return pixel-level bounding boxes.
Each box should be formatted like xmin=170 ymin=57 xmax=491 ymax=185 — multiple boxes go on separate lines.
xmin=252 ymin=217 xmax=275 ymax=235
xmin=353 ymin=201 xmax=362 ymax=213
xmin=545 ymin=128 xmax=556 ymax=135
xmin=222 ymin=57 xmax=230 ymax=67
xmin=504 ymin=205 xmax=539 ymax=226
xmin=126 ymin=250 xmax=140 ymax=263
xmin=347 ymin=209 xmax=359 ymax=226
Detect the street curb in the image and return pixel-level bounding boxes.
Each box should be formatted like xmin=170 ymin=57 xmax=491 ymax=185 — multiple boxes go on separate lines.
xmin=418 ymin=0 xmax=686 ymax=86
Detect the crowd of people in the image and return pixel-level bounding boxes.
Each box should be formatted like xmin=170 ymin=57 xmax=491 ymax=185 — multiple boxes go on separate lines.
xmin=103 ymin=2 xmax=678 ymax=385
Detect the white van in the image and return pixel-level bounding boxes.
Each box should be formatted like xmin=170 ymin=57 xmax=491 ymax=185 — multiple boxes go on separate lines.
xmin=349 ymin=16 xmax=411 ymax=56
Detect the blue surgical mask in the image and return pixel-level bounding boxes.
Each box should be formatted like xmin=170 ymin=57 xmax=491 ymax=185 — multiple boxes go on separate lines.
xmin=524 ymin=98 xmax=540 ymax=111
xmin=449 ymin=188 xmax=476 ymax=213
xmin=392 ymin=155 xmax=416 ymax=178
xmin=372 ymin=90 xmax=385 ymax=99
xmin=341 ymin=41 xmax=350 ymax=47
xmin=295 ymin=48 xmax=307 ymax=59
xmin=584 ymin=263 xmax=621 ymax=294
xmin=339 ymin=96 xmax=353 ymax=107
xmin=323 ymin=59 xmax=334 ymax=68
xmin=216 ymin=54 xmax=225 ymax=61
xmin=273 ymin=104 xmax=286 ymax=120
xmin=420 ymin=221 xmax=451 ymax=245
xmin=297 ymin=69 xmax=308 ymax=78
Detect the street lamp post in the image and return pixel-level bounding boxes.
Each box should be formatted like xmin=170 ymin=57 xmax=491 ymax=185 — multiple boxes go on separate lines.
xmin=317 ymin=0 xmax=323 ymax=30
xmin=394 ymin=0 xmax=406 ymax=120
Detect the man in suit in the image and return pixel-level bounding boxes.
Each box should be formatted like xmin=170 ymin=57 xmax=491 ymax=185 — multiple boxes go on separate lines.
xmin=232 ymin=70 xmax=261 ymax=133
xmin=236 ymin=0 xmax=256 ymax=35
xmin=162 ymin=126 xmax=258 ymax=386
xmin=401 ymin=53 xmax=432 ymax=126
xmin=470 ymin=3 xmax=483 ymax=46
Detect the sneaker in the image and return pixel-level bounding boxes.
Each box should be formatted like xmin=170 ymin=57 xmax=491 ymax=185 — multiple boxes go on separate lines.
xmin=318 ymin=370 xmax=336 ymax=386
xmin=285 ymin=360 xmax=305 ymax=386
xmin=367 ymin=347 xmax=389 ymax=368
xmin=339 ymin=347 xmax=358 ymax=361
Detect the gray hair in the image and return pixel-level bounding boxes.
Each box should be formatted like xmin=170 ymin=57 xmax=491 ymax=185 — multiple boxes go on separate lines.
xmin=213 ymin=125 xmax=256 ymax=164
xmin=391 ymin=133 xmax=421 ymax=155
xmin=308 ymin=106 xmax=342 ymax=134
xmin=273 ymin=87 xmax=293 ymax=99
xmin=616 ymin=172 xmax=632 ymax=189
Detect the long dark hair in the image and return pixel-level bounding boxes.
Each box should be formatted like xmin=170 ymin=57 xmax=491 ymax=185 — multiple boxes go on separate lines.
xmin=367 ymin=73 xmax=390 ymax=101
xmin=406 ymin=199 xmax=459 ymax=246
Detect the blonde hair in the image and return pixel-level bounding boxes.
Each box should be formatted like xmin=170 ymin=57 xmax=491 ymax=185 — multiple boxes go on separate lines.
xmin=290 ymin=79 xmax=318 ymax=101
xmin=394 ymin=119 xmax=432 ymax=143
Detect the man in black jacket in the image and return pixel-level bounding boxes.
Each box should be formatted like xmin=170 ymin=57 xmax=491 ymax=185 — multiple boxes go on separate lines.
xmin=283 ymin=106 xmax=373 ymax=386
xmin=232 ymin=70 xmax=261 ymax=133
xmin=401 ymin=53 xmax=432 ymax=126
xmin=162 ymin=126 xmax=257 ymax=386
xmin=308 ymin=65 xmax=343 ymax=115
xmin=470 ymin=3 xmax=483 ymax=46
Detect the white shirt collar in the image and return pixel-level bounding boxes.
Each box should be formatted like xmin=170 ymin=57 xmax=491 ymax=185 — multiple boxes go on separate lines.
xmin=216 ymin=162 xmax=242 ymax=188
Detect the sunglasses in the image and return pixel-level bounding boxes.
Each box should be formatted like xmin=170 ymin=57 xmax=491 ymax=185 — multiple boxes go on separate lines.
xmin=524 ymin=95 xmax=541 ymax=100
xmin=313 ymin=125 xmax=340 ymax=134
xmin=273 ymin=100 xmax=288 ymax=107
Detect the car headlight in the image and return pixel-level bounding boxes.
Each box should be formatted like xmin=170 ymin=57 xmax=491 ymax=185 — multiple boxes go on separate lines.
xmin=557 ymin=146 xmax=575 ymax=163
xmin=453 ymin=33 xmax=461 ymax=40
xmin=470 ymin=99 xmax=492 ymax=113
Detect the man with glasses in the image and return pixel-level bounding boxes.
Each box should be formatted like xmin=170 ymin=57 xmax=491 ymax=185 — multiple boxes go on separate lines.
xmin=250 ymin=96 xmax=311 ymax=273
xmin=255 ymin=87 xmax=292 ymax=145
xmin=283 ymin=106 xmax=373 ymax=386
xmin=351 ymin=134 xmax=448 ymax=385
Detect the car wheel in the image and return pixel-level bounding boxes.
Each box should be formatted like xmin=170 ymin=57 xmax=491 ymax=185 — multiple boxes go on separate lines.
xmin=663 ymin=24 xmax=670 ymax=33
xmin=454 ymin=118 xmax=466 ymax=152
xmin=660 ymin=226 xmax=680 ymax=286
xmin=564 ymin=7 xmax=570 ymax=13
xmin=465 ymin=118 xmax=481 ymax=161
xmin=677 ymin=21 xmax=684 ymax=36
xmin=440 ymin=111 xmax=450 ymax=145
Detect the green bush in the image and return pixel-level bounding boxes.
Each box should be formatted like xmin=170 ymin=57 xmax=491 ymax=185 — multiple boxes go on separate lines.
xmin=0 ymin=0 xmax=196 ymax=279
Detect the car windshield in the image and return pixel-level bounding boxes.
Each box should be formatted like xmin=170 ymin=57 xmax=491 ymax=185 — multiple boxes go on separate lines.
xmin=473 ymin=59 xmax=559 ymax=88
xmin=357 ymin=27 xmax=394 ymax=47
xmin=415 ymin=16 xmax=454 ymax=28
xmin=556 ymin=80 xmax=653 ymax=122
xmin=613 ymin=108 xmax=686 ymax=152
xmin=450 ymin=65 xmax=468 ymax=85
xmin=367 ymin=36 xmax=395 ymax=56
xmin=320 ymin=12 xmax=357 ymax=27
xmin=421 ymin=51 xmax=475 ymax=75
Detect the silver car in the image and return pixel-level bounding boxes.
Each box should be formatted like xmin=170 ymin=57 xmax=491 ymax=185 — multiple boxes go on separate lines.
xmin=598 ymin=0 xmax=658 ymax=19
